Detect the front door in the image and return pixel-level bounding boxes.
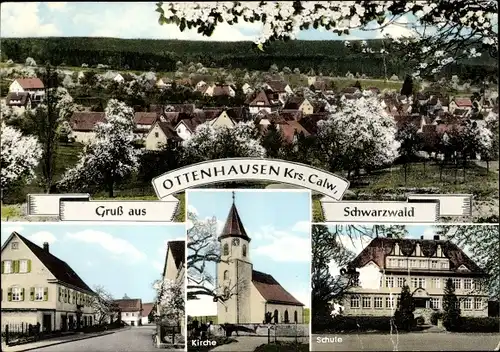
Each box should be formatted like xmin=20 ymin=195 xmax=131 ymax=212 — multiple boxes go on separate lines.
xmin=61 ymin=316 xmax=68 ymax=331
xmin=43 ymin=314 xmax=52 ymax=332
xmin=69 ymin=315 xmax=74 ymax=330
xmin=131 ymin=321 xmax=135 ymax=326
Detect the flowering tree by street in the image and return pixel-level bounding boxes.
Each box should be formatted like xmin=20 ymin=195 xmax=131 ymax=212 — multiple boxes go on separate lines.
xmin=58 ymin=99 xmax=140 ymax=197
xmin=481 ymin=111 xmax=500 ymax=171
xmin=92 ymin=285 xmax=116 ymax=325
xmin=155 ymin=1 xmax=498 ymax=77
xmin=0 ymin=123 xmax=43 ymax=196
xmin=182 ymin=121 xmax=266 ymax=162
xmin=316 ymin=96 xmax=400 ymax=176
xmin=153 ymin=277 xmax=185 ymax=324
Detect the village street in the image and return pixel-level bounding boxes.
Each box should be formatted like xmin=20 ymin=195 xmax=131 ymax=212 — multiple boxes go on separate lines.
xmin=312 ymin=333 xmax=500 ymax=351
xmin=30 ymin=326 xmax=182 ymax=352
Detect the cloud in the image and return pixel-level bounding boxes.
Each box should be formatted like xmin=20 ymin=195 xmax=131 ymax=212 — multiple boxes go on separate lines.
xmin=46 ymin=2 xmax=67 ymax=11
xmin=65 ymin=230 xmax=146 ymax=262
xmin=28 ymin=231 xmax=57 ymax=246
xmin=422 ymin=227 xmax=437 ymax=239
xmin=253 ymin=225 xmax=310 ymax=262
xmin=0 ymin=3 xmax=60 ymax=37
xmin=187 ymin=294 xmax=217 ymax=317
xmin=2 ymin=225 xmax=24 ymax=235
xmin=291 ymin=221 xmax=310 ymax=234
xmin=151 ymin=260 xmax=164 ymax=273
xmin=187 ymin=205 xmax=198 ymax=216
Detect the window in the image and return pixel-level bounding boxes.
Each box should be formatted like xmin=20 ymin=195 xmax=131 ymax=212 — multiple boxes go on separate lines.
xmin=397 ymin=277 xmax=405 ymax=288
xmin=474 ymin=281 xmax=482 ymax=291
xmin=464 ymin=279 xmax=472 ymax=290
xmin=430 ymin=298 xmax=440 ymax=309
xmin=131 ymin=313 xmax=135 ymax=317
xmin=411 ymin=278 xmax=418 ymax=288
xmin=242 ymin=244 xmax=247 ymax=257
xmin=154 ymin=132 xmax=159 ymax=138
xmin=410 ymin=259 xmax=417 ymax=268
xmin=419 ymin=260 xmax=426 ymax=268
xmin=385 ymin=277 xmax=394 ymax=288
xmin=34 ymin=287 xmax=44 ymax=301
xmin=440 ymin=262 xmax=448 ymax=269
xmin=431 ymin=278 xmax=441 ymax=288
xmin=223 ymin=270 xmax=229 ymax=280
xmin=126 ymin=313 xmax=129 ymax=317
xmin=418 ymin=278 xmax=426 ymax=288
xmin=350 ymin=296 xmax=360 ymax=308
xmin=385 ymin=297 xmax=395 ymax=309
xmin=474 ymin=298 xmax=483 ymax=310
xmin=431 ymin=260 xmax=438 ymax=269
xmin=398 ymin=259 xmax=405 ymax=267
xmin=374 ymin=297 xmax=383 ymax=308
xmin=452 ymin=278 xmax=461 ymax=290
xmin=223 ymin=244 xmax=229 ymax=256
xmin=362 ymin=297 xmax=371 ymax=308
xmin=19 ymin=260 xmax=28 ymax=273
xmin=11 ymin=287 xmax=22 ymax=301
xmin=463 ymin=298 xmax=472 ymax=310
xmin=11 ymin=242 xmax=19 ymax=250
xmin=3 ymin=260 xmax=12 ymax=274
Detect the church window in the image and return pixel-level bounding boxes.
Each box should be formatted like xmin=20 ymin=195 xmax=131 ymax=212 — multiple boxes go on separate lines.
xmin=223 ymin=270 xmax=229 ymax=280
xmin=294 ymin=311 xmax=298 ymax=323
xmin=273 ymin=310 xmax=279 ymax=324
xmin=223 ymin=244 xmax=229 ymax=256
xmin=242 ymin=244 xmax=247 ymax=257
xmin=284 ymin=310 xmax=289 ymax=323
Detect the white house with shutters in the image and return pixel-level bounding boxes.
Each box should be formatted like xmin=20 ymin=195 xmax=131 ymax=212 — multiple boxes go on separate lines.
xmin=1 ymin=232 xmax=97 ymax=333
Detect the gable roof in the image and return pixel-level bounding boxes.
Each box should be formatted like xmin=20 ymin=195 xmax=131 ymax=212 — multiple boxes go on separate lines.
xmin=168 ymin=241 xmax=185 ymax=270
xmin=252 ymin=270 xmax=304 ymax=306
xmin=153 ymin=121 xmax=181 ymax=140
xmin=142 ymin=302 xmax=155 ymax=317
xmin=284 ymin=96 xmax=306 ymax=110
xmin=218 ymin=202 xmax=251 ymax=242
xmin=6 ymin=92 xmax=31 ymax=106
xmin=266 ymin=80 xmax=289 ymax=93
xmin=249 ymin=90 xmax=272 ymax=107
xmin=453 ymin=98 xmax=473 ymax=107
xmin=349 ymin=236 xmax=486 ymax=275
xmin=280 ymin=120 xmax=311 ymax=143
xmin=70 ymin=112 xmax=106 ymax=131
xmin=134 ymin=112 xmax=157 ymax=126
xmin=3 ymin=232 xmax=94 ymax=293
xmin=113 ymin=298 xmax=142 ymax=312
xmin=175 ymin=116 xmax=208 ymax=133
xmin=14 ymin=78 xmax=44 ymax=90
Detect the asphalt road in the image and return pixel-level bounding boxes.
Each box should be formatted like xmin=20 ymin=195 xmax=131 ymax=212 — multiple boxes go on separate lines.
xmin=31 ymin=326 xmax=182 ymax=352
xmin=312 ymin=333 xmax=500 ymax=351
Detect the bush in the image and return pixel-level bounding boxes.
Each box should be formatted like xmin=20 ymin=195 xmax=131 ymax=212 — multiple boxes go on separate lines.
xmin=415 ymin=316 xmax=425 ymax=325
xmin=457 ymin=317 xmax=499 ymax=333
xmin=320 ymin=316 xmax=393 ymax=333
xmin=430 ymin=312 xmax=443 ymax=325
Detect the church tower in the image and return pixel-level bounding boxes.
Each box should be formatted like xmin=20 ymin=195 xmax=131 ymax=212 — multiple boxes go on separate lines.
xmin=216 ymin=192 xmax=253 ymax=324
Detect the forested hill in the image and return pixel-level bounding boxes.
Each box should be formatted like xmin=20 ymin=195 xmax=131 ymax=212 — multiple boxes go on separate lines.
xmin=1 ymin=37 xmax=497 ymax=79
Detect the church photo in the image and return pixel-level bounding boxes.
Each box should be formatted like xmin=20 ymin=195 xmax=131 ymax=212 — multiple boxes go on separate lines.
xmin=185 ymin=189 xmax=311 ymax=337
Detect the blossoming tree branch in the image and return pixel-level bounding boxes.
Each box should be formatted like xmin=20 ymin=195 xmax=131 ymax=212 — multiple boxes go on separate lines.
xmin=155 ymin=1 xmax=498 ymax=76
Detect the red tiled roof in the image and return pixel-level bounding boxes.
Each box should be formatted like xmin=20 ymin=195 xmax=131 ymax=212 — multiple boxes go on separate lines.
xmin=280 ymin=120 xmax=311 ymax=143
xmin=70 ymin=112 xmax=106 ymax=131
xmin=252 ymin=270 xmax=304 ymax=306
xmin=453 ymin=98 xmax=472 ymax=107
xmin=134 ymin=112 xmax=157 ymax=126
xmin=15 ymin=78 xmax=44 ymax=90
xmin=280 ymin=109 xmax=303 ymax=121
xmin=113 ymin=299 xmax=142 ymax=312
xmin=284 ymin=96 xmax=306 ymax=110
xmin=213 ymin=85 xmax=233 ymax=97
xmin=6 ymin=92 xmax=30 ymax=106
xmin=350 ymin=236 xmax=485 ymax=275
xmin=266 ymin=80 xmax=289 ymax=93
xmin=11 ymin=232 xmax=94 ymax=294
xmin=219 ymin=202 xmax=251 ymax=242
xmin=249 ymin=90 xmax=272 ymax=107
xmin=142 ymin=303 xmax=155 ymax=317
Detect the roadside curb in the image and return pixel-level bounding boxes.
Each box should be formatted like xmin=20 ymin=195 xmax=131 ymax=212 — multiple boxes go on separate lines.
xmin=5 ymin=327 xmax=129 ymax=352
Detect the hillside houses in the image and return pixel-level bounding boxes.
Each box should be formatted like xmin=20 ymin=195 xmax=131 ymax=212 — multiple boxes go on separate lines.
xmin=8 ymin=78 xmax=45 ymax=103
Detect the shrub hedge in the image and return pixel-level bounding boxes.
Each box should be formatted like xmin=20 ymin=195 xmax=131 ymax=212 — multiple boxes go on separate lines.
xmin=455 ymin=317 xmax=499 ymax=333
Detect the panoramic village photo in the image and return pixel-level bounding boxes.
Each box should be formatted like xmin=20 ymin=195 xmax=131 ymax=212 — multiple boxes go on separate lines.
xmin=185 ymin=190 xmax=311 ymax=352
xmin=1 ymin=2 xmax=499 ymax=224
xmin=311 ymin=224 xmax=500 ymax=351
xmin=0 ymin=223 xmax=186 ymax=352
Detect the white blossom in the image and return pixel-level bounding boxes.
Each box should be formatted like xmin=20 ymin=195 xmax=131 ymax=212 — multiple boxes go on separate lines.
xmin=1 ymin=123 xmax=43 ymax=190
xmin=25 ymin=57 xmax=36 ymax=67
xmin=154 ymin=278 xmax=185 ymax=322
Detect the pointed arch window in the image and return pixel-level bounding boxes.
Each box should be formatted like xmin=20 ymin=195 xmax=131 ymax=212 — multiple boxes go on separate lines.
xmin=242 ymin=244 xmax=247 ymax=257
xmin=223 ymin=270 xmax=229 ymax=280
xmin=273 ymin=309 xmax=279 ymax=324
xmin=284 ymin=310 xmax=289 ymax=323
xmin=294 ymin=311 xmax=298 ymax=323
xmin=223 ymin=243 xmax=229 ymax=256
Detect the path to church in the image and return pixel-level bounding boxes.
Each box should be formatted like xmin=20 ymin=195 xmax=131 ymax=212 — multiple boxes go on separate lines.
xmin=312 ymin=333 xmax=500 ymax=351
xmin=211 ymin=336 xmax=301 ymax=351
xmin=29 ymin=325 xmax=182 ymax=352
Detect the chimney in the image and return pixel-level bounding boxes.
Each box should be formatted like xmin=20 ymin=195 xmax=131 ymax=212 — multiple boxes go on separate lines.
xmin=43 ymin=242 xmax=49 ymax=252
xmin=386 ymin=234 xmax=392 ymax=238
xmin=433 ymin=235 xmax=440 ymax=241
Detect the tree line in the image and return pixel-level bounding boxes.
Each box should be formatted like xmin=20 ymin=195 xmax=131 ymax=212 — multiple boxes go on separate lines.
xmin=1 ymin=37 xmax=496 ymax=79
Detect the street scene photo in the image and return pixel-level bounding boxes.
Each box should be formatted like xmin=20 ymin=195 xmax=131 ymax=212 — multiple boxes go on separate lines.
xmin=186 ymin=190 xmax=311 ymax=352
xmin=0 ymin=223 xmax=186 ymax=352
xmin=311 ymin=224 xmax=500 ymax=351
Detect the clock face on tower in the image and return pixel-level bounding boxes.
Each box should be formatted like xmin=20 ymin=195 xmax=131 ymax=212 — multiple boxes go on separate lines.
xmin=232 ymin=238 xmax=240 ymax=246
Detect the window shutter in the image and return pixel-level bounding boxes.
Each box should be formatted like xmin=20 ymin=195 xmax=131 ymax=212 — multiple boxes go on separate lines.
xmin=21 ymin=288 xmax=25 ymax=301
xmin=1 ymin=261 xmax=4 ymax=274
xmin=7 ymin=288 xmax=12 ymax=301
xmin=14 ymin=260 xmax=20 ymax=273
xmin=27 ymin=260 xmax=32 ymax=273
xmin=30 ymin=287 xmax=35 ymax=301
xmin=44 ymin=287 xmax=48 ymax=301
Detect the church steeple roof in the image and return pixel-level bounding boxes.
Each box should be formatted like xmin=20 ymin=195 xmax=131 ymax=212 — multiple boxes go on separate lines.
xmin=218 ymin=192 xmax=251 ymax=242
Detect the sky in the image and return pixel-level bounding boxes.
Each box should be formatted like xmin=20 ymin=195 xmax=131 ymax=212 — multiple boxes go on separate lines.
xmin=0 ymin=2 xmax=417 ymax=40
xmin=186 ymin=189 xmax=311 ymax=316
xmin=1 ymin=223 xmax=185 ymax=303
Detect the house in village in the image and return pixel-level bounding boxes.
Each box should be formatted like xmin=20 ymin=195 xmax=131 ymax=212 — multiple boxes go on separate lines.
xmin=263 ymin=80 xmax=293 ymax=103
xmin=141 ymin=303 xmax=155 ymax=325
xmin=342 ymin=234 xmax=489 ymax=323
xmin=217 ymin=194 xmax=305 ymax=324
xmin=5 ymin=92 xmax=32 ymax=112
xmin=144 ymin=120 xmax=181 ymax=151
xmin=113 ymin=299 xmax=142 ymax=326
xmin=247 ymin=90 xmax=282 ymax=115
xmin=283 ymin=96 xmax=315 ymax=115
xmin=449 ymin=97 xmax=473 ymax=114
xmin=156 ymin=77 xmax=173 ymax=89
xmin=8 ymin=78 xmax=45 ymax=103
xmin=1 ymin=232 xmax=96 ymax=332
xmin=69 ymin=112 xmax=106 ymax=144
xmin=200 ymin=84 xmax=236 ymax=98
xmin=172 ymin=109 xmax=240 ymax=142
xmin=134 ymin=112 xmax=158 ymax=137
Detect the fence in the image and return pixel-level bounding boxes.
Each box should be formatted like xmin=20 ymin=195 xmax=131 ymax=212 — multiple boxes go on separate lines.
xmin=156 ymin=321 xmax=183 ymax=348
xmin=2 ymin=323 xmax=41 ymax=345
xmin=267 ymin=323 xmax=308 ymax=345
